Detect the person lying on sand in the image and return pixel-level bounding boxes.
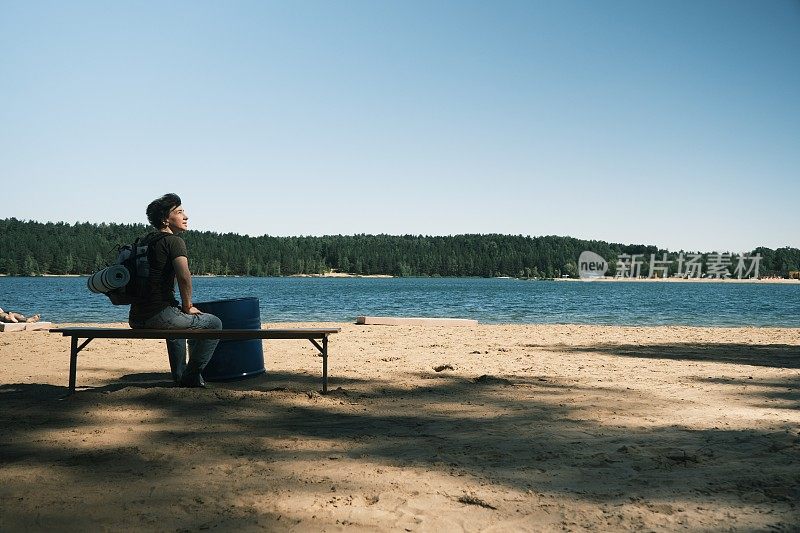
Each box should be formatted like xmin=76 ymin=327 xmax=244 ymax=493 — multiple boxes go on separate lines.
xmin=0 ymin=307 xmax=41 ymax=323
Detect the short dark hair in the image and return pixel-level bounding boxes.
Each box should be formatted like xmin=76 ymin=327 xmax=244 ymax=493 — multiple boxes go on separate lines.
xmin=146 ymin=193 xmax=182 ymax=229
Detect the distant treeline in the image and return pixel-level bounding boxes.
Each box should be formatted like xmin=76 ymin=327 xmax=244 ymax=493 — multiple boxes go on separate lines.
xmin=1 ymin=218 xmax=798 ymax=278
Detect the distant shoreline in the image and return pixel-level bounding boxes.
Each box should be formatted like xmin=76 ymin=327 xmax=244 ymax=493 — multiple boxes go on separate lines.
xmin=1 ymin=273 xmax=797 ymax=284
xmin=0 ymin=272 xmax=394 ymax=279
xmin=289 ymin=272 xmax=393 ymax=278
xmin=553 ymin=277 xmax=800 ymax=285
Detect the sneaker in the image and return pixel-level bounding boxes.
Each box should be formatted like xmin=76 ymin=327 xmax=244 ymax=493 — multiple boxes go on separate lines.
xmin=178 ymin=373 xmax=206 ymax=388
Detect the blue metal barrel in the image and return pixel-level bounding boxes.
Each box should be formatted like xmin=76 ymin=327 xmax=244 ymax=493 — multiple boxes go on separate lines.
xmin=195 ymin=297 xmax=265 ymax=381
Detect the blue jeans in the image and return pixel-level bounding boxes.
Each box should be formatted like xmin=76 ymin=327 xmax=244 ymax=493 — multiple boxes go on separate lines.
xmin=130 ymin=306 xmax=223 ymax=383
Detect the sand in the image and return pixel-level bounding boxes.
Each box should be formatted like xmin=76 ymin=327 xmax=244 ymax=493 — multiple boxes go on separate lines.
xmin=1 ymin=323 xmax=798 ymax=532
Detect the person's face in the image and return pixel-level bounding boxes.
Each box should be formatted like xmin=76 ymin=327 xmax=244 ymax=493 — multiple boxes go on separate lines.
xmin=164 ymin=205 xmax=189 ymax=233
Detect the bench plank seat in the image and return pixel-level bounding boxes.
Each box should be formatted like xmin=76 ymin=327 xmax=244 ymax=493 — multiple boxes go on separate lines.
xmin=50 ymin=327 xmax=340 ymax=396
xmin=51 ymin=327 xmax=340 ymax=340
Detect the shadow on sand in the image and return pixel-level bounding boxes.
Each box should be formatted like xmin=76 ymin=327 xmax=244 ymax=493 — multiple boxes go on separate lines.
xmin=534 ymin=342 xmax=800 ymax=369
xmin=1 ymin=343 xmax=798 ymax=530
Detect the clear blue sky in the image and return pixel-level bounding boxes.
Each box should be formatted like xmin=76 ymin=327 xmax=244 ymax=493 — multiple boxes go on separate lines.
xmin=1 ymin=1 xmax=798 ymax=252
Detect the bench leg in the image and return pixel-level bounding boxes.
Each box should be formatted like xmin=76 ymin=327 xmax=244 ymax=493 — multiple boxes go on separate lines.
xmin=310 ymin=337 xmax=330 ymax=394
xmin=322 ymin=335 xmax=328 ymax=394
xmin=68 ymin=336 xmax=79 ymax=394
xmin=62 ymin=337 xmax=94 ymax=398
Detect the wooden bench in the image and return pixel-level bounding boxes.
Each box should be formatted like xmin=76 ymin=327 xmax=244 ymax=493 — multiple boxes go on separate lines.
xmin=50 ymin=327 xmax=341 ymax=395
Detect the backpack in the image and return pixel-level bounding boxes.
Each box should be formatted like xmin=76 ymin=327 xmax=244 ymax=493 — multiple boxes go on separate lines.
xmin=106 ymin=233 xmax=169 ymax=305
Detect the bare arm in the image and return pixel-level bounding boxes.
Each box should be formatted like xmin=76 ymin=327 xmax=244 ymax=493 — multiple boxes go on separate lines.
xmin=173 ymin=256 xmax=200 ymax=315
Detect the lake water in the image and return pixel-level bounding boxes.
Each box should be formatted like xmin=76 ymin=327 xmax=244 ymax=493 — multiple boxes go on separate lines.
xmin=1 ymin=276 xmax=799 ymax=327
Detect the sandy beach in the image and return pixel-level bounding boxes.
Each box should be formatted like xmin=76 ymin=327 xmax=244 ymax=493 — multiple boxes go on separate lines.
xmin=1 ymin=323 xmax=798 ymax=531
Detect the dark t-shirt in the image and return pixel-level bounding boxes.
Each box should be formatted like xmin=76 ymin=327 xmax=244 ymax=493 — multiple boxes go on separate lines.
xmin=129 ymin=232 xmax=188 ymax=323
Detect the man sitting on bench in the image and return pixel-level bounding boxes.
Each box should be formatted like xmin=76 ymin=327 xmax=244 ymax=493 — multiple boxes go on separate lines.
xmin=128 ymin=193 xmax=222 ymax=389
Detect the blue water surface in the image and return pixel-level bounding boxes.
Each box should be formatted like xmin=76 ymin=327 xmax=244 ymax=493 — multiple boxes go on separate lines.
xmin=1 ymin=276 xmax=798 ymax=326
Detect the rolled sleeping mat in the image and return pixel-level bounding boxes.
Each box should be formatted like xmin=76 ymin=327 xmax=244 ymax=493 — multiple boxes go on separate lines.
xmin=87 ymin=265 xmax=130 ymax=293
